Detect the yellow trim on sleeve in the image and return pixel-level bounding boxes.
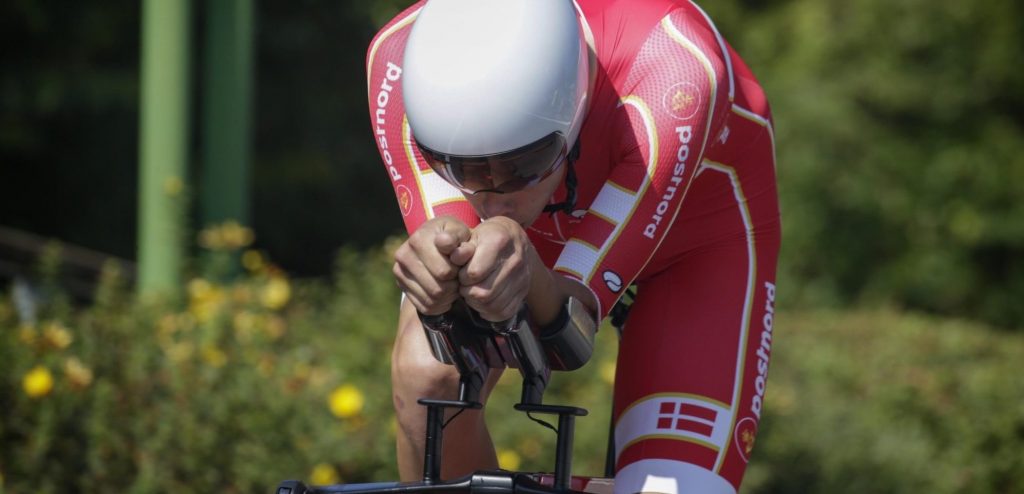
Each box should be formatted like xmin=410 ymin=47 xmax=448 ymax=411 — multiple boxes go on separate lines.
xmin=586 ymin=208 xmax=617 ymax=227
xmin=366 ymin=8 xmax=421 ymax=95
xmin=699 ymin=160 xmax=758 ymax=474
xmin=554 ymin=266 xmax=585 ymax=281
xmin=605 ymin=180 xmax=637 ymax=196
xmin=619 ymin=434 xmax=721 ymax=456
xmin=731 ymin=104 xmax=770 ymax=127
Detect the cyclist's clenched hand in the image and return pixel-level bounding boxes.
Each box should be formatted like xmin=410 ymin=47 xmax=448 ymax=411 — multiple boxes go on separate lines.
xmin=452 ymin=217 xmax=532 ymax=322
xmin=393 ymin=216 xmax=471 ymax=315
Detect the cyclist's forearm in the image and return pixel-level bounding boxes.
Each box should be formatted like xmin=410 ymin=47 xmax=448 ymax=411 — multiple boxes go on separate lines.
xmin=525 ymin=245 xmax=598 ymax=327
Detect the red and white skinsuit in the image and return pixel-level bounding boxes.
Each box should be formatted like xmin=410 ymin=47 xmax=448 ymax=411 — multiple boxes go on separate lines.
xmin=367 ymin=1 xmax=780 ymax=492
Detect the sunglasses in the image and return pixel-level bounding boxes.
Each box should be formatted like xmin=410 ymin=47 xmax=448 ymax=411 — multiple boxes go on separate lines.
xmin=415 ymin=132 xmax=568 ymax=194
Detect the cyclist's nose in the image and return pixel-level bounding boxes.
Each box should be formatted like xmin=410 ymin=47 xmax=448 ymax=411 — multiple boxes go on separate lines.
xmin=479 ymin=192 xmax=516 ymax=219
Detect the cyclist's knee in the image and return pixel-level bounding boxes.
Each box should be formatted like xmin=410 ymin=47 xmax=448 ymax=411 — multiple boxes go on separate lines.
xmin=391 ymin=322 xmax=461 ymax=401
xmin=393 ymin=350 xmax=460 ymax=393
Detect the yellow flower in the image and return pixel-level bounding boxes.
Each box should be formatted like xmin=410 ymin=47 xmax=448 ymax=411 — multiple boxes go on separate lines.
xmin=241 ymin=249 xmax=265 ymax=272
xmin=329 ymin=384 xmax=365 ymax=419
xmin=497 ymin=449 xmax=522 ymax=471
xmin=202 ymin=346 xmax=228 ymax=368
xmin=23 ymin=366 xmax=54 ymax=398
xmin=43 ymin=321 xmax=73 ymax=350
xmin=198 ymin=227 xmax=224 ymax=250
xmin=188 ymin=278 xmax=225 ymax=322
xmin=600 ymin=361 xmax=616 ymax=386
xmin=64 ymin=357 xmax=94 ymax=390
xmin=220 ymin=221 xmax=254 ymax=250
xmin=310 ymin=462 xmax=340 ymax=485
xmin=198 ymin=221 xmax=254 ymax=251
xmin=189 ymin=278 xmax=212 ymax=297
xmin=261 ymin=276 xmax=291 ymax=310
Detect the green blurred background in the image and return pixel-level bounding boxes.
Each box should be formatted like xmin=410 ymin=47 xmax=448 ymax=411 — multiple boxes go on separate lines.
xmin=1 ymin=0 xmax=1022 ymax=493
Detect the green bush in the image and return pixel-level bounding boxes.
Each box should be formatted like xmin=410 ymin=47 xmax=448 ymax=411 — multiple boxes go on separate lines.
xmin=703 ymin=0 xmax=1024 ymax=327
xmin=1 ymin=242 xmax=404 ymax=493
xmin=743 ymin=310 xmax=1024 ymax=493
xmin=2 ymin=240 xmax=1021 ymax=493
xmin=0 ymin=239 xmax=620 ymax=493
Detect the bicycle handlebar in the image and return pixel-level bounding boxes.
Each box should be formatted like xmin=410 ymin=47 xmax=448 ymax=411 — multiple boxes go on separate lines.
xmin=276 ymin=303 xmax=599 ymax=494
xmin=278 ymin=471 xmax=591 ymax=494
xmin=419 ymin=303 xmax=551 ymax=405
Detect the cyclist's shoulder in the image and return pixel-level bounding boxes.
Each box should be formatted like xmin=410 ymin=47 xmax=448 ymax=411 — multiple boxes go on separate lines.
xmin=583 ymin=0 xmax=739 ymax=98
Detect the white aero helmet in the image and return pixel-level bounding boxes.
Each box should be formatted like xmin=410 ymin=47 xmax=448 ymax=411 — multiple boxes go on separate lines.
xmin=403 ymin=0 xmax=589 ymax=194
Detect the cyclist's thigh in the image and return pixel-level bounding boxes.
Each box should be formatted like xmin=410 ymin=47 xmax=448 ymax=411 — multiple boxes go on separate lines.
xmin=611 ymin=172 xmax=779 ymax=493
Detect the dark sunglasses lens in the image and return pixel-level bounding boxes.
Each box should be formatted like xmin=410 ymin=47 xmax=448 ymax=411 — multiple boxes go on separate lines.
xmin=416 ymin=132 xmax=566 ymax=193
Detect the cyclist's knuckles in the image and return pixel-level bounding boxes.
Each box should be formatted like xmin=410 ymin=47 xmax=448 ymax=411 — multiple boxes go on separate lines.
xmin=428 ymin=261 xmax=457 ymax=281
xmin=424 ymin=279 xmax=456 ymax=300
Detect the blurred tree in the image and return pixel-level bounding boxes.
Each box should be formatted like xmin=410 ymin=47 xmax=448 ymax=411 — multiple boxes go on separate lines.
xmin=0 ymin=0 xmax=141 ymax=259
xmin=704 ymin=0 xmax=1024 ymax=327
xmin=248 ymin=1 xmax=410 ymax=276
xmin=1 ymin=0 xmax=1021 ymax=327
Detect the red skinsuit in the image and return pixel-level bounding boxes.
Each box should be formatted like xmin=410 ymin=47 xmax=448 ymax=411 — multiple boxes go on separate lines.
xmin=367 ymin=1 xmax=780 ymax=492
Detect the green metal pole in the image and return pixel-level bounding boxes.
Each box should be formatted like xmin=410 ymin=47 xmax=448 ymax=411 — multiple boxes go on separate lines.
xmin=200 ymin=0 xmax=254 ymax=278
xmin=137 ymin=0 xmax=191 ymax=296
xmin=201 ymin=0 xmax=254 ymax=230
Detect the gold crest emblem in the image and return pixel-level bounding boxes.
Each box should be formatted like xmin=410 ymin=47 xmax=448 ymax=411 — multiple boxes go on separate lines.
xmin=671 ymin=90 xmax=695 ymax=112
xmin=397 ymin=185 xmax=414 ymax=216
xmin=733 ymin=416 xmax=758 ymax=463
xmin=740 ymin=428 xmax=755 ymax=455
xmin=664 ymin=81 xmax=702 ymax=120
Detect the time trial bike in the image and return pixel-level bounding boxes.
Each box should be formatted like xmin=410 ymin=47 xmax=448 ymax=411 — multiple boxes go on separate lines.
xmin=275 ymin=293 xmax=636 ymax=494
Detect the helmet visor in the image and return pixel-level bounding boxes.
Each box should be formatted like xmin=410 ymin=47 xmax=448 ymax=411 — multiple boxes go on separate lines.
xmin=415 ymin=132 xmax=568 ymax=194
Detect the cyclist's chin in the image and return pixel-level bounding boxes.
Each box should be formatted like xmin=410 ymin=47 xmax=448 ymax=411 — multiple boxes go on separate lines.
xmin=465 ymin=197 xmax=535 ymax=228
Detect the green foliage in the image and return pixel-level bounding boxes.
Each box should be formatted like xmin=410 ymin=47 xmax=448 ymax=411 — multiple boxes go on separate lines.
xmin=0 ymin=243 xmax=404 ymax=493
xmin=703 ymin=0 xmax=1024 ymax=327
xmin=0 ymin=237 xmax=619 ymax=492
xmin=743 ymin=310 xmax=1024 ymax=493
xmin=3 ymin=0 xmax=1021 ymax=325
xmin=3 ymin=240 xmax=1022 ymax=493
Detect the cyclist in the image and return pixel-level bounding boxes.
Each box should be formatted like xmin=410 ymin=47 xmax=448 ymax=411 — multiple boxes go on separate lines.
xmin=366 ymin=1 xmax=780 ymax=493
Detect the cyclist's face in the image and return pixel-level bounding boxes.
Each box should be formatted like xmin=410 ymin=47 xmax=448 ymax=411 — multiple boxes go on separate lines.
xmin=462 ymin=162 xmax=566 ymax=227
